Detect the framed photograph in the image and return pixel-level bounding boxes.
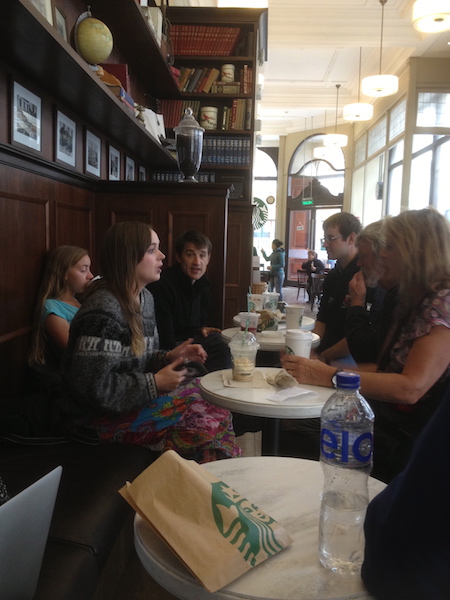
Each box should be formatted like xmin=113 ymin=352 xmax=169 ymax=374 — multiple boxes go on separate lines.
xmin=109 ymin=145 xmax=121 ymax=181
xmin=12 ymin=82 xmax=41 ymax=151
xmin=138 ymin=165 xmax=146 ymax=181
xmin=85 ymin=130 xmax=101 ymax=177
xmin=29 ymin=0 xmax=54 ymax=25
xmin=125 ymin=156 xmax=135 ymax=181
xmin=55 ymin=111 xmax=76 ymax=166
xmin=54 ymin=6 xmax=68 ymax=41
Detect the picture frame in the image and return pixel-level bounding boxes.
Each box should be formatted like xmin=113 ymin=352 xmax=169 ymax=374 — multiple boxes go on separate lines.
xmin=138 ymin=165 xmax=146 ymax=181
xmin=12 ymin=82 xmax=41 ymax=152
xmin=109 ymin=145 xmax=121 ymax=181
xmin=54 ymin=6 xmax=68 ymax=42
xmin=125 ymin=156 xmax=135 ymax=181
xmin=55 ymin=110 xmax=76 ymax=166
xmin=85 ymin=130 xmax=101 ymax=177
xmin=29 ymin=0 xmax=54 ymax=25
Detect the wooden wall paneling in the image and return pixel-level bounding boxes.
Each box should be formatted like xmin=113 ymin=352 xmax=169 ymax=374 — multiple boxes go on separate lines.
xmin=0 ymin=160 xmax=96 ymax=397
xmin=224 ymin=200 xmax=253 ymax=327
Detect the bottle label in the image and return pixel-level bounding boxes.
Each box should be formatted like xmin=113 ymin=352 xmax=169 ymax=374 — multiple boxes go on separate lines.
xmin=321 ymin=428 xmax=373 ymax=464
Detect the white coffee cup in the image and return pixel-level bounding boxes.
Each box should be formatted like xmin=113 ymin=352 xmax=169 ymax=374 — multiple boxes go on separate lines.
xmin=285 ymin=329 xmax=312 ymax=358
xmin=221 ymin=64 xmax=235 ymax=82
xmin=285 ymin=305 xmax=305 ymax=330
xmin=199 ymin=106 xmax=218 ymax=130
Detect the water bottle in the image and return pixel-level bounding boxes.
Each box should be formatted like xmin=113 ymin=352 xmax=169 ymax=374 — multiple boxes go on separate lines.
xmin=318 ymin=371 xmax=374 ymax=574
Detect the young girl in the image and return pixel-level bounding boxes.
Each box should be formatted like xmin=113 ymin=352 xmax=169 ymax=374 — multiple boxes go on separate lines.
xmin=62 ymin=222 xmax=241 ymax=463
xmin=29 ymin=245 xmax=94 ymax=373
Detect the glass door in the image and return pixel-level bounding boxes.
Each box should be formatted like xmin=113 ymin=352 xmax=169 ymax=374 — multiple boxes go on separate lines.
xmin=286 ymin=206 xmax=340 ymax=283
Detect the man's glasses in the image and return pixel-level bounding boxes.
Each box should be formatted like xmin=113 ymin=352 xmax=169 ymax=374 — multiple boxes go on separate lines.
xmin=321 ymin=234 xmax=343 ymax=245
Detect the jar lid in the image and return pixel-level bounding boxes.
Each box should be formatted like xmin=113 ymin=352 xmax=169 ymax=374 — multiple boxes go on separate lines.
xmin=174 ymin=108 xmax=204 ymax=133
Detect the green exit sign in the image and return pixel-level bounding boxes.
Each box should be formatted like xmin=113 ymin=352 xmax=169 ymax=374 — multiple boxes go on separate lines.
xmin=302 ymin=199 xmax=314 ymax=206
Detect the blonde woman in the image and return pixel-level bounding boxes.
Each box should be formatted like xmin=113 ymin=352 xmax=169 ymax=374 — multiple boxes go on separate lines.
xmin=29 ymin=245 xmax=93 ymax=371
xmin=63 ymin=222 xmax=240 ymax=463
xmin=282 ymin=208 xmax=450 ymax=481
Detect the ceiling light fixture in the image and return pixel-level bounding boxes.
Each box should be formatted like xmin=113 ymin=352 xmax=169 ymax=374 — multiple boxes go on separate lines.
xmin=324 ymin=84 xmax=348 ymax=147
xmin=343 ymin=48 xmax=374 ymax=122
xmin=362 ymin=0 xmax=399 ymax=98
xmin=412 ymin=0 xmax=450 ymax=32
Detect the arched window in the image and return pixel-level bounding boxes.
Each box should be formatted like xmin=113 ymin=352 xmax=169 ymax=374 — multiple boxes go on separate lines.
xmin=288 ymin=134 xmax=345 ymax=201
xmin=253 ymin=148 xmax=278 ymax=260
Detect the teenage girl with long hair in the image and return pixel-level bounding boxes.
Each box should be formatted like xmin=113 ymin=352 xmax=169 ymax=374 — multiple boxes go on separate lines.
xmin=62 ymin=222 xmax=240 ymax=463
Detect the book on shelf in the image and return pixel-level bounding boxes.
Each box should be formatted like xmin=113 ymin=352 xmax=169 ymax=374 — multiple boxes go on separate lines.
xmin=210 ymin=81 xmax=240 ymax=94
xmin=99 ymin=63 xmax=131 ymax=92
xmin=159 ymin=99 xmax=200 ymax=128
xmin=106 ymin=84 xmax=135 ymax=112
xmin=186 ymin=68 xmax=204 ymax=93
xmin=202 ymin=68 xmax=220 ymax=93
xmin=151 ymin=170 xmax=216 ymax=183
xmin=196 ymin=68 xmax=211 ymax=93
xmin=171 ymin=24 xmax=241 ymax=56
xmin=202 ymin=136 xmax=250 ymax=167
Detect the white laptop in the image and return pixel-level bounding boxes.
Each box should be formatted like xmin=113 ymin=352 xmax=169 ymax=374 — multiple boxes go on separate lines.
xmin=0 ymin=466 xmax=62 ymax=600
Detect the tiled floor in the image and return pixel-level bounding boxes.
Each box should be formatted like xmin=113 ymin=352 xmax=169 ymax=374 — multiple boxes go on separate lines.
xmin=110 ymin=284 xmax=315 ymax=600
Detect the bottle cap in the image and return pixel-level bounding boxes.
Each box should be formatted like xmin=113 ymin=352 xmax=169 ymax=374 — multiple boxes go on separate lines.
xmin=336 ymin=371 xmax=360 ymax=389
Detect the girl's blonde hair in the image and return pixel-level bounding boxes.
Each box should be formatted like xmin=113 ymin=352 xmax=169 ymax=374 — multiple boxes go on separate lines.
xmin=99 ymin=221 xmax=154 ymax=357
xmin=29 ymin=245 xmax=89 ymax=366
xmin=382 ymin=208 xmax=450 ymax=309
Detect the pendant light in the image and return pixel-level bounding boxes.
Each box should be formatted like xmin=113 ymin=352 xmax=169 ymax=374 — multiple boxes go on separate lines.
xmin=412 ymin=0 xmax=450 ymax=32
xmin=313 ymin=110 xmax=328 ymax=159
xmin=324 ymin=85 xmax=348 ymax=148
xmin=343 ymin=48 xmax=374 ymax=122
xmin=362 ymin=0 xmax=398 ymax=98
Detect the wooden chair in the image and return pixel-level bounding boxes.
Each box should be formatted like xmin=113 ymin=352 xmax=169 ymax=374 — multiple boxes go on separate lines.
xmin=310 ymin=273 xmax=326 ymax=310
xmin=297 ymin=270 xmax=307 ymax=299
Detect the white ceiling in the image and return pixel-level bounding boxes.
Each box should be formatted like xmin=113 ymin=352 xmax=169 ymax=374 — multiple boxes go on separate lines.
xmin=168 ymin=0 xmax=450 ymax=141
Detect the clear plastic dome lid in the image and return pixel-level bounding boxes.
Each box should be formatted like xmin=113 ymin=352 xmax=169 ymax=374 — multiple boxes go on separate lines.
xmin=174 ymin=108 xmax=205 ymax=134
xmin=228 ymin=330 xmax=260 ymax=350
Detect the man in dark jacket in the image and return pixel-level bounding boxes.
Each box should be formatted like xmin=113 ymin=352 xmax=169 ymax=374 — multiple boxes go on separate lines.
xmin=149 ymin=230 xmax=231 ymax=372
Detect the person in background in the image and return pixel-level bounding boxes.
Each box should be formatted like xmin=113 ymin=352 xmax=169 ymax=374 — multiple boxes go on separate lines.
xmin=63 ymin=222 xmax=240 ymax=463
xmin=261 ymin=239 xmax=285 ymax=301
xmin=282 ymin=208 xmax=450 ymax=482
xmin=313 ymin=212 xmax=362 ymax=364
xmin=302 ymin=249 xmax=325 ymax=303
xmin=362 ymin=383 xmax=450 ymax=600
xmin=29 ymin=245 xmax=94 ymax=387
xmin=149 ymin=230 xmax=230 ymax=372
xmin=345 ymin=220 xmax=398 ymax=364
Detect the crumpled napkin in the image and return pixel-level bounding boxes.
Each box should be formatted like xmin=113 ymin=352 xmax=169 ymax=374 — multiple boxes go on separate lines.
xmin=265 ymin=369 xmax=319 ymax=404
xmin=221 ymin=370 xmax=270 ymax=389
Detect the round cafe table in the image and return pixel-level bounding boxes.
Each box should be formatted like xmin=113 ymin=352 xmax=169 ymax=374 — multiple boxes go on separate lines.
xmin=200 ymin=367 xmax=333 ymax=455
xmin=134 ymin=456 xmax=385 ymax=600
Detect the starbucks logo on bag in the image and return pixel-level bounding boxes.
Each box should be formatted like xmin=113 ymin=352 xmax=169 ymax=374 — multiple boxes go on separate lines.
xmin=211 ymin=481 xmax=283 ymax=566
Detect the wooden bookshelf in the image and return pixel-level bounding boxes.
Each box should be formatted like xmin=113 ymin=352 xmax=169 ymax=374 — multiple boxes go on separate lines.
xmin=163 ymin=6 xmax=266 ymax=204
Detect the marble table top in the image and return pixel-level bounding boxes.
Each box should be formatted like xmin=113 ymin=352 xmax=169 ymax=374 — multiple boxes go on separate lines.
xmin=233 ymin=315 xmax=316 ymax=332
xmin=222 ymin=327 xmax=320 ymax=352
xmin=134 ymin=456 xmax=385 ymax=600
xmin=199 ymin=367 xmax=332 ymax=419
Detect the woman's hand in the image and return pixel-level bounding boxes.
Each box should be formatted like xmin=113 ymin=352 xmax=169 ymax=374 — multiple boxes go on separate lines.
xmin=166 ymin=338 xmax=208 ymax=364
xmin=348 ymin=271 xmax=367 ymax=307
xmin=154 ymin=358 xmax=187 ymax=393
xmin=281 ymin=355 xmax=335 ymax=387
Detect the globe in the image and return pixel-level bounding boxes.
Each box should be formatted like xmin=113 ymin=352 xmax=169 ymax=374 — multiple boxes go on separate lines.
xmin=76 ymin=17 xmax=113 ymax=65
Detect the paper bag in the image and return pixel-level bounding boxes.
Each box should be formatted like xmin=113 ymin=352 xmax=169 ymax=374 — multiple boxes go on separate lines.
xmin=119 ymin=450 xmax=292 ymax=592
